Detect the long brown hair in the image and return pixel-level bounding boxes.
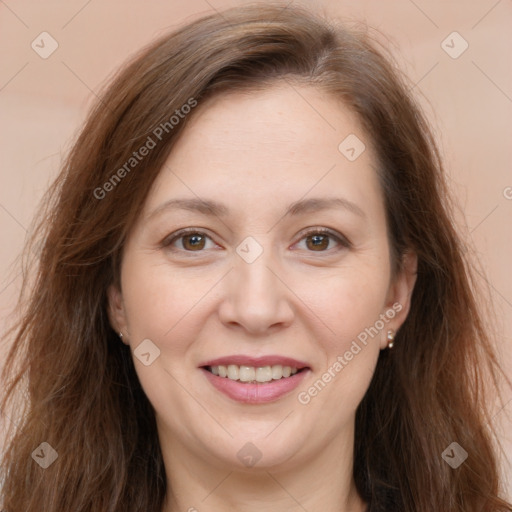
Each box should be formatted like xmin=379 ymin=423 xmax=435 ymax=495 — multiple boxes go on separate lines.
xmin=1 ymin=4 xmax=510 ymax=511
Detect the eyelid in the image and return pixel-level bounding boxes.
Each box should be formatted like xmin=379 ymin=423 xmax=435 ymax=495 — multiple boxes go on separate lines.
xmin=293 ymin=226 xmax=351 ymax=250
xmin=162 ymin=228 xmax=218 ymax=250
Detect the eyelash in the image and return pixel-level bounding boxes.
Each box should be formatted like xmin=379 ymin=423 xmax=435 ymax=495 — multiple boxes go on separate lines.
xmin=162 ymin=227 xmax=351 ymax=256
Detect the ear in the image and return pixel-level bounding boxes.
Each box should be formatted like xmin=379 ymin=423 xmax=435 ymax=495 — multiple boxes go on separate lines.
xmin=380 ymin=251 xmax=418 ymax=349
xmin=107 ymin=283 xmax=130 ymax=345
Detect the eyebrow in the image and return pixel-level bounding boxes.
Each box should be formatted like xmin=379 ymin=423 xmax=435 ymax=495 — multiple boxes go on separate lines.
xmin=147 ymin=196 xmax=365 ymax=221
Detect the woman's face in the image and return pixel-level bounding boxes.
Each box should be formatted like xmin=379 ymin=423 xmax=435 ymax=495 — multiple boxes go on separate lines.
xmin=108 ymin=83 xmax=416 ymax=472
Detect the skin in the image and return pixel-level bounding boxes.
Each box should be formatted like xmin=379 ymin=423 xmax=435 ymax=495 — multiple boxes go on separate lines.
xmin=108 ymin=82 xmax=417 ymax=512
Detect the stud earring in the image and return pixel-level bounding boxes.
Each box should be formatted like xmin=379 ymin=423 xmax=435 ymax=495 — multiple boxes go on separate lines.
xmin=119 ymin=332 xmax=124 ymax=340
xmin=386 ymin=330 xmax=395 ymax=349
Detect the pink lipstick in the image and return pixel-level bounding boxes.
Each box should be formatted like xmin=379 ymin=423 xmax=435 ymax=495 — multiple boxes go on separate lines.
xmin=200 ymin=355 xmax=310 ymax=404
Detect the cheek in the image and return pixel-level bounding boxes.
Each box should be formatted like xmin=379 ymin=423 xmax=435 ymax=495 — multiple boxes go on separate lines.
xmin=121 ymin=252 xmax=216 ymax=343
xmin=297 ymin=274 xmax=386 ymax=429
xmin=295 ymin=264 xmax=389 ymax=411
xmin=306 ymin=344 xmax=379 ymax=439
xmin=302 ymin=264 xmax=390 ymax=347
xmin=119 ymin=255 xmax=211 ymax=431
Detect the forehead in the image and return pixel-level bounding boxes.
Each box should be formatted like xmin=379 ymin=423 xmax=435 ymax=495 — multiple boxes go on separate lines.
xmin=143 ymin=83 xmax=383 ymax=219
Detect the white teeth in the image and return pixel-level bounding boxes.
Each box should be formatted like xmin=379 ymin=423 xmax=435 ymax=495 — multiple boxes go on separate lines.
xmin=255 ymin=366 xmax=272 ymax=383
xmin=239 ymin=365 xmax=256 ymax=382
xmin=227 ymin=364 xmax=239 ymax=380
xmin=272 ymin=365 xmax=283 ymax=379
xmin=209 ymin=364 xmax=301 ymax=382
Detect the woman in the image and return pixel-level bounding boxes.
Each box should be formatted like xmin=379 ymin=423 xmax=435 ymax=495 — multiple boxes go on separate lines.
xmin=1 ymin=4 xmax=511 ymax=511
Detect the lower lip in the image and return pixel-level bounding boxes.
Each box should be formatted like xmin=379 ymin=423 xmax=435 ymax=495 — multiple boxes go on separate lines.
xmin=201 ymin=368 xmax=309 ymax=404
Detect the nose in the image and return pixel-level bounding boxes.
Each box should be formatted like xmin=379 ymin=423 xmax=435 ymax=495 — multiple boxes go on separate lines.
xmin=217 ymin=250 xmax=295 ymax=336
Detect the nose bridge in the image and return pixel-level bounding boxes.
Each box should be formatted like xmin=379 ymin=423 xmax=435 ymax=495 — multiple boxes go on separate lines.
xmin=219 ymin=237 xmax=294 ymax=333
xmin=237 ymin=250 xmax=276 ymax=297
xmin=234 ymin=233 xmax=277 ymax=290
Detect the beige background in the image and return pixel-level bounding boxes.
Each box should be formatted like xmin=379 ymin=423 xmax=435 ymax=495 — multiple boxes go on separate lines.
xmin=1 ymin=0 xmax=511 ymax=498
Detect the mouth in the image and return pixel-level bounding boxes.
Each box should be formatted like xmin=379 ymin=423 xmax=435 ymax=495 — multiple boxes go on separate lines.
xmin=199 ymin=356 xmax=311 ymax=404
xmin=204 ymin=364 xmax=306 ymax=383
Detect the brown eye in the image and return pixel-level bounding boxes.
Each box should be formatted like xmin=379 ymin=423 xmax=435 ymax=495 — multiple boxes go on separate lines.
xmin=163 ymin=229 xmax=216 ymax=253
xmin=305 ymin=233 xmax=330 ymax=251
xmin=181 ymin=233 xmax=206 ymax=251
xmin=295 ymin=228 xmax=350 ymax=253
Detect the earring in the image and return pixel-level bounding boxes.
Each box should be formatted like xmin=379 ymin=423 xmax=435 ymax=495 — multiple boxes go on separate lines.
xmin=119 ymin=332 xmax=124 ymax=340
xmin=386 ymin=330 xmax=395 ymax=349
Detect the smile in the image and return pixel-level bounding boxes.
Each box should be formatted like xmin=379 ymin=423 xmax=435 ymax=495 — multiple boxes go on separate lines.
xmin=200 ymin=356 xmax=311 ymax=404
xmin=207 ymin=364 xmax=300 ymax=383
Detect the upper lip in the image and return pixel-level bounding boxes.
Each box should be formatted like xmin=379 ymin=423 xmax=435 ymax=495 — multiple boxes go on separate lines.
xmin=200 ymin=355 xmax=310 ymax=369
